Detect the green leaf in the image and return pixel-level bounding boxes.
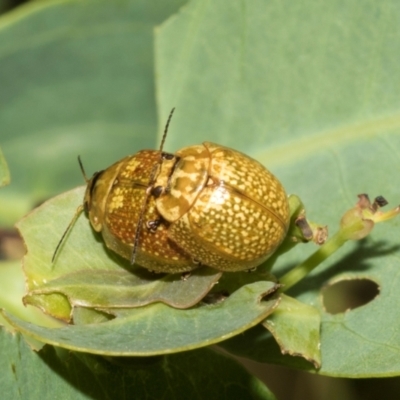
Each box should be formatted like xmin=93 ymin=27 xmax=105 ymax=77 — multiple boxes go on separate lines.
xmin=219 ymin=295 xmax=322 ymax=370
xmin=0 ymin=328 xmax=276 ymax=400
xmin=0 ymin=147 xmax=10 ymax=187
xmin=0 ymin=0 xmax=187 ymax=226
xmin=155 ymin=0 xmax=400 ymax=377
xmin=24 ymin=268 xmax=222 ymax=312
xmin=3 ymin=281 xmax=279 ymax=355
xmin=262 ymin=294 xmax=321 ymax=369
xmin=0 ymin=261 xmax=60 ymax=332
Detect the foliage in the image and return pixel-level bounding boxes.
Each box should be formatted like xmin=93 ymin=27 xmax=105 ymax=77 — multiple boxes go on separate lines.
xmin=1 ymin=0 xmax=400 ymax=398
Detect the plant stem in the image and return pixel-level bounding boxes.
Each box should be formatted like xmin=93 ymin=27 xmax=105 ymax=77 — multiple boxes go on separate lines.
xmin=278 ymin=231 xmax=347 ymax=292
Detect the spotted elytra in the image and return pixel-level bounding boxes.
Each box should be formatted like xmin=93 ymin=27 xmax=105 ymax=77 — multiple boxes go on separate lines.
xmin=53 ymin=110 xmax=290 ymax=273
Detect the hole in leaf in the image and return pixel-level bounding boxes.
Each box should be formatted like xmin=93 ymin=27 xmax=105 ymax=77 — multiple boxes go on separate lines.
xmin=322 ymin=278 xmax=380 ymax=314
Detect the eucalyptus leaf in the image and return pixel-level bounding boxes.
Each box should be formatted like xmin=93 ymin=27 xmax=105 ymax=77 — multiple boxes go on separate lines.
xmin=3 ymin=281 xmax=279 ymax=355
xmin=262 ymin=294 xmax=321 ymax=369
xmin=219 ymin=324 xmax=317 ymax=373
xmin=0 ymin=328 xmax=275 ymax=400
xmin=0 ymin=261 xmax=61 ymax=331
xmin=218 ymin=295 xmax=322 ymax=370
xmin=24 ymin=268 xmax=222 ymax=314
xmin=155 ymin=0 xmax=400 ymax=377
xmin=72 ymin=306 xmax=114 ymax=325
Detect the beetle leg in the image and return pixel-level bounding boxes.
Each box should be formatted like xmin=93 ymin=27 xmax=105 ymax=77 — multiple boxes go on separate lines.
xmin=146 ymin=218 xmax=163 ymax=233
xmin=181 ymin=271 xmax=191 ymax=280
xmin=149 ymin=185 xmax=164 ymax=197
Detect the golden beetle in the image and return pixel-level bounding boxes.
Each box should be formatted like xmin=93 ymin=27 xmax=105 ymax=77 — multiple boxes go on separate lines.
xmin=56 ymin=112 xmax=290 ymax=273
xmin=81 ymin=131 xmax=290 ymax=273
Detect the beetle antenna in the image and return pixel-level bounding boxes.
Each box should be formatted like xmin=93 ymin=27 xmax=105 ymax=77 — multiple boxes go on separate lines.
xmin=130 ymin=199 xmax=147 ymax=265
xmin=52 ymin=205 xmax=84 ymax=263
xmin=78 ymin=156 xmax=89 ymax=183
xmin=130 ymin=159 xmax=161 ymax=265
xmin=52 ymin=156 xmax=90 ymax=263
xmin=159 ymin=107 xmax=175 ymax=155
xmin=130 ymin=108 xmax=175 ymax=265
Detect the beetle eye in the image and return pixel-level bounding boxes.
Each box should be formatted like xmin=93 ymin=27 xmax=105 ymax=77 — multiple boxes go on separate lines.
xmin=151 ymin=186 xmax=164 ymax=198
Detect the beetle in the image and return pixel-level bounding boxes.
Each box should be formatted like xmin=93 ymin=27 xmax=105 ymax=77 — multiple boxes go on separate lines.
xmin=55 ymin=110 xmax=290 ymax=273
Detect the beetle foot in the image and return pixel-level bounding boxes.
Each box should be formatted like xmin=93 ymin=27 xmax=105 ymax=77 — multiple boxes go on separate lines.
xmin=146 ymin=218 xmax=163 ymax=232
xmin=181 ymin=271 xmax=191 ymax=280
